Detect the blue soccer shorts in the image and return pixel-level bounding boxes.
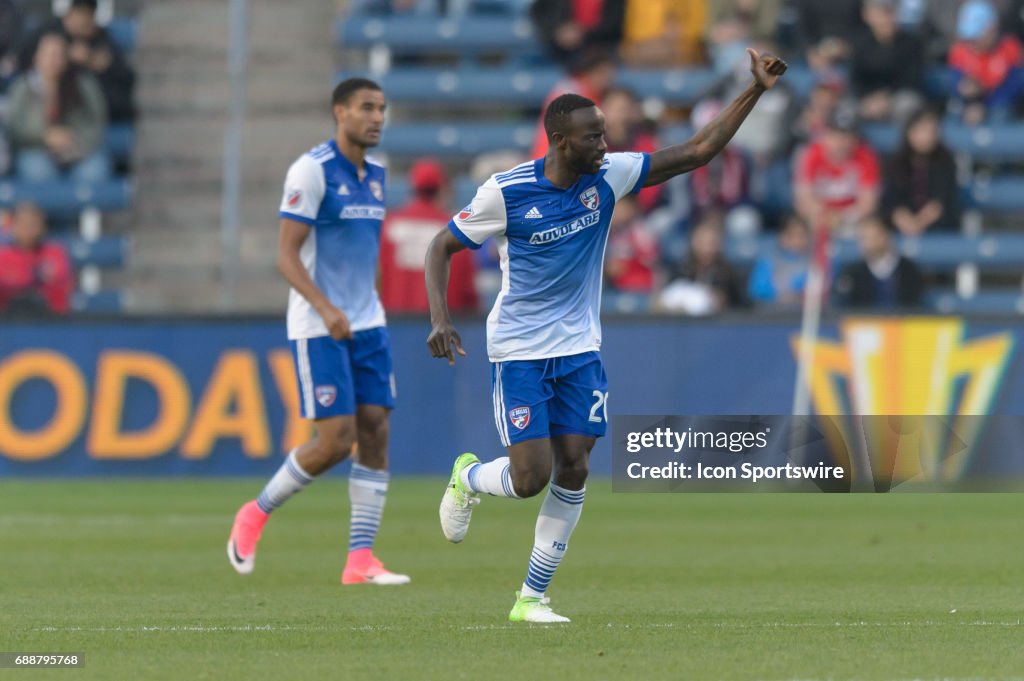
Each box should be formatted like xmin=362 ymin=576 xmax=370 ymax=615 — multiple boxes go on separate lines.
xmin=490 ymin=351 xmax=609 ymax=447
xmin=290 ymin=327 xmax=396 ymax=420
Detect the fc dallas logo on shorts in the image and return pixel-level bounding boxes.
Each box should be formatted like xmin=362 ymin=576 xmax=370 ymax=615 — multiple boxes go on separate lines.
xmin=579 ymin=186 xmax=599 ymax=210
xmin=509 ymin=406 xmax=531 ymax=430
xmin=315 ymin=385 xmax=337 ymax=407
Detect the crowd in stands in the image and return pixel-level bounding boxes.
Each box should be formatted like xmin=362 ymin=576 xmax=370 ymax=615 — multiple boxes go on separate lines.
xmin=0 ymin=0 xmax=136 ymax=317
xmin=359 ymin=0 xmax=1024 ymax=316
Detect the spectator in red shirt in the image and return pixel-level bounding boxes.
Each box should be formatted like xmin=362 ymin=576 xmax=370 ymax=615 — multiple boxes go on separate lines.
xmin=948 ymin=0 xmax=1024 ymax=124
xmin=0 ymin=202 xmax=74 ymax=315
xmin=605 ymin=195 xmax=659 ymax=293
xmin=379 ymin=159 xmax=478 ymax=313
xmin=530 ymin=49 xmax=616 ymax=159
xmin=794 ymin=104 xmax=881 ymax=238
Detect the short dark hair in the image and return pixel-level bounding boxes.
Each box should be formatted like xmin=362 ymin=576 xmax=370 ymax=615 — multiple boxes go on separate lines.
xmin=543 ymin=93 xmax=596 ymax=139
xmin=69 ymin=0 xmax=98 ymax=12
xmin=332 ymin=77 xmax=382 ymax=106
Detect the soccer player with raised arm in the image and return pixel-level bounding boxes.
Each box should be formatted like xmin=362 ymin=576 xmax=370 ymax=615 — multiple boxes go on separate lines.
xmin=425 ymin=49 xmax=786 ymax=622
xmin=227 ymin=78 xmax=409 ymax=586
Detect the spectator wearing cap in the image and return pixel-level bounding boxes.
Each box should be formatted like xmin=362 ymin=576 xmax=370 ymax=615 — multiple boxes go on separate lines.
xmin=0 ymin=202 xmax=74 ymax=315
xmin=530 ymin=0 xmax=625 ymax=67
xmin=794 ymin=104 xmax=881 ymax=238
xmin=530 ymin=48 xmax=616 ymax=158
xmin=834 ymin=214 xmax=925 ymax=308
xmin=379 ymin=159 xmax=478 ymax=313
xmin=883 ymin=107 xmax=961 ymax=235
xmin=16 ymin=0 xmax=135 ymax=122
xmin=850 ymin=0 xmax=924 ymax=123
xmin=948 ymin=0 xmax=1024 ymax=124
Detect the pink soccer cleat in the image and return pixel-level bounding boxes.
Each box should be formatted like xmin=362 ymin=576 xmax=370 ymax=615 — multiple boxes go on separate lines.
xmin=227 ymin=500 xmax=269 ymax=575
xmin=341 ymin=548 xmax=411 ymax=585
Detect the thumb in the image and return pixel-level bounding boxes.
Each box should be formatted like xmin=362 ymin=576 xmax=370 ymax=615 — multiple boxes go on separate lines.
xmin=746 ymin=47 xmax=760 ymax=66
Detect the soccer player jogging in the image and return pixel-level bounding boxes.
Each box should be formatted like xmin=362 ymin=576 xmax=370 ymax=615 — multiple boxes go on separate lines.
xmin=227 ymin=78 xmax=409 ymax=586
xmin=425 ymin=49 xmax=786 ymax=622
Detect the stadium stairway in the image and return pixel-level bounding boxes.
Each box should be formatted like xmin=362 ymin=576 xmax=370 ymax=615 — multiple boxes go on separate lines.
xmin=127 ymin=0 xmax=337 ymax=312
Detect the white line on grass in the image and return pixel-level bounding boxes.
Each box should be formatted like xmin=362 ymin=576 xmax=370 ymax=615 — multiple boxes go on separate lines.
xmin=31 ymin=620 xmax=1023 ymax=634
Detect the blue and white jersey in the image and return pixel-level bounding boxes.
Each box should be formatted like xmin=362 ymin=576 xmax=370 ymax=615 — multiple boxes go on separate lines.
xmin=279 ymin=139 xmax=387 ymax=340
xmin=449 ymin=152 xmax=650 ymax=362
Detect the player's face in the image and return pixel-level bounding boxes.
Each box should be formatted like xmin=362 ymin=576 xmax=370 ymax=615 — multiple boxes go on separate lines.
xmin=561 ymin=107 xmax=608 ymax=175
xmin=336 ymin=89 xmax=387 ymax=149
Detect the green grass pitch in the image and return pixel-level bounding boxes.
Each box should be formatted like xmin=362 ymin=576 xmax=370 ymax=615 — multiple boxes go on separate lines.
xmin=2 ymin=480 xmax=1022 ymax=680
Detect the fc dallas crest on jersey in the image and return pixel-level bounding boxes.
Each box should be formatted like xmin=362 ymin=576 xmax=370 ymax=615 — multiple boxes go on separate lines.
xmin=579 ymin=186 xmax=599 ymax=210
xmin=509 ymin=406 xmax=531 ymax=430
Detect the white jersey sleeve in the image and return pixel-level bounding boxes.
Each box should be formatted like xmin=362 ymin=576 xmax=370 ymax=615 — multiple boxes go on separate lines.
xmin=448 ymin=177 xmax=507 ymax=250
xmin=603 ymin=152 xmax=651 ymax=201
xmin=279 ymin=155 xmax=326 ymax=225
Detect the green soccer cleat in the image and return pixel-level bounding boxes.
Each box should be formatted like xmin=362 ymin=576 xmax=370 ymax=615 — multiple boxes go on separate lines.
xmin=439 ymin=453 xmax=481 ymax=543
xmin=508 ymin=592 xmax=571 ymax=623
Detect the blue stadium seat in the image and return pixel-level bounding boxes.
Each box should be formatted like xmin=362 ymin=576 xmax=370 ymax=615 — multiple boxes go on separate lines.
xmin=831 ymin=120 xmax=1024 ymax=160
xmin=339 ymin=67 xmax=720 ymax=106
xmin=966 ymin=176 xmax=1024 ymax=212
xmin=387 ymin=176 xmax=478 ymax=207
xmin=940 ymin=122 xmax=1024 ymax=162
xmin=929 ymin=289 xmax=1024 ymax=314
xmin=0 ymin=180 xmax=133 ymax=216
xmin=338 ymin=15 xmax=537 ymax=56
xmin=351 ymin=67 xmax=560 ymax=105
xmin=71 ymin=290 xmax=124 ymax=313
xmin=106 ymin=17 xmax=137 ymax=54
xmin=727 ymin=233 xmax=1024 ymax=272
xmin=104 ymin=124 xmax=134 ymax=163
xmin=381 ymin=123 xmax=534 ymax=156
xmin=56 ymin=235 xmax=128 ymax=269
xmin=602 ymin=290 xmax=652 ymax=314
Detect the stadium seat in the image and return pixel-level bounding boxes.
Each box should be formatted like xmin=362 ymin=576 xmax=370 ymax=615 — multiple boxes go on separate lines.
xmin=104 ymin=124 xmax=135 ymax=164
xmin=56 ymin=235 xmax=128 ymax=269
xmin=337 ymin=15 xmax=537 ymax=57
xmin=0 ymin=180 xmax=133 ymax=216
xmin=339 ymin=67 xmax=721 ymax=107
xmin=71 ymin=289 xmax=125 ymax=313
xmin=106 ymin=17 xmax=137 ymax=54
xmin=966 ymin=176 xmax=1024 ymax=213
xmin=726 ymin=233 xmax=1024 ymax=272
xmin=381 ymin=123 xmax=534 ymax=156
xmin=929 ymin=288 xmax=1024 ymax=314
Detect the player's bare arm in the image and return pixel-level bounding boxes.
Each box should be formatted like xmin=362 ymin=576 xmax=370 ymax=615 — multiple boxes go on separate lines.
xmin=643 ymin=49 xmax=787 ymax=187
xmin=424 ymin=228 xmax=468 ymax=365
xmin=277 ymin=217 xmax=352 ymax=340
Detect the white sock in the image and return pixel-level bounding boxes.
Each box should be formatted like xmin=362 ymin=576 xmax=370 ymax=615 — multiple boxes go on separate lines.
xmin=462 ymin=457 xmax=519 ymax=498
xmin=520 ymin=483 xmax=585 ymax=598
xmin=348 ymin=463 xmax=389 ymax=552
xmin=256 ymin=449 xmax=314 ymax=514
